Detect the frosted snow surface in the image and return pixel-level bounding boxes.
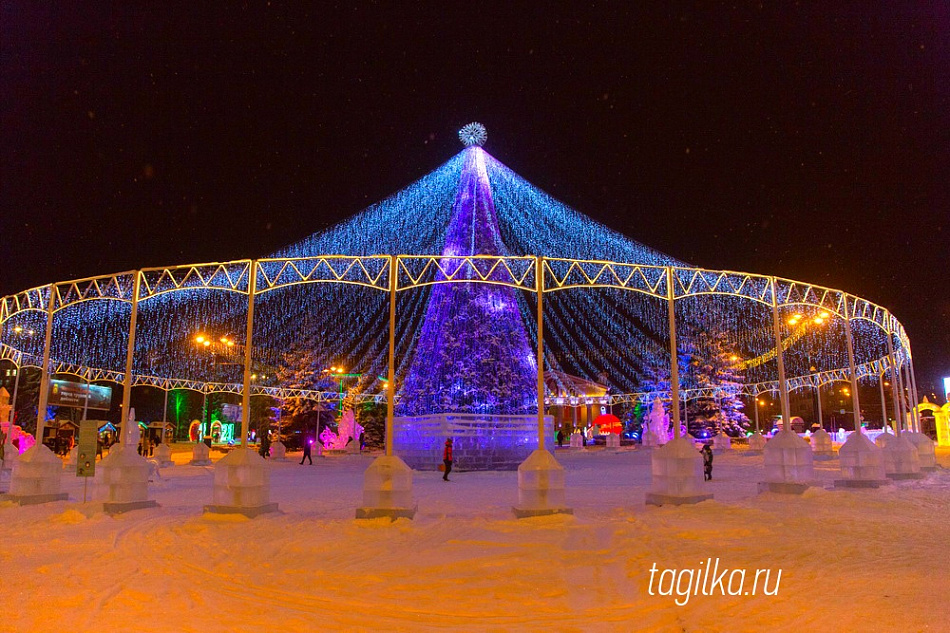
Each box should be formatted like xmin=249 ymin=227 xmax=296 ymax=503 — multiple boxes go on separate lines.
xmin=2 ymin=445 xmax=948 ymax=632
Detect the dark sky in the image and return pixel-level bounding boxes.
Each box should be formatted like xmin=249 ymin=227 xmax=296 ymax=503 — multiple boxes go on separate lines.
xmin=2 ymin=4 xmax=948 ymax=393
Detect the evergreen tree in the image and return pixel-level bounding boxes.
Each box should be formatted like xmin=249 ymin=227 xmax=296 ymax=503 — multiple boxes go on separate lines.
xmin=684 ymin=330 xmax=749 ymax=435
xmin=639 ymin=329 xmax=749 ymax=436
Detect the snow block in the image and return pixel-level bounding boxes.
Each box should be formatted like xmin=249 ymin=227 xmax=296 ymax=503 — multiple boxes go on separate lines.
xmin=512 ymin=449 xmax=572 ymax=518
xmin=66 ymin=446 xmax=79 ymax=468
xmin=712 ymin=433 xmax=731 ymax=453
xmin=874 ymin=431 xmax=895 ymax=449
xmin=356 ymin=455 xmax=416 ymax=520
xmin=570 ymin=433 xmax=584 ymax=448
xmin=810 ymin=429 xmax=835 ymax=460
xmin=153 ymin=443 xmax=174 ymax=468
xmin=641 ymin=430 xmax=660 ymax=448
xmin=95 ymin=442 xmax=156 ymax=511
xmin=205 ymin=448 xmax=277 ymax=517
xmin=763 ymin=430 xmax=814 ymax=487
xmin=605 ymin=434 xmax=621 ymax=449
xmin=747 ymin=432 xmax=767 ymax=453
xmin=645 ymin=436 xmax=711 ymax=506
xmin=189 ymin=442 xmax=212 ymax=466
xmin=6 ymin=444 xmax=67 ymax=503
xmin=1 ymin=446 xmax=18 ymax=474
xmin=901 ymin=431 xmax=937 ymax=470
xmin=835 ymin=432 xmax=887 ymax=488
xmin=882 ymin=435 xmax=923 ymax=479
xmin=269 ymin=441 xmax=287 ymax=461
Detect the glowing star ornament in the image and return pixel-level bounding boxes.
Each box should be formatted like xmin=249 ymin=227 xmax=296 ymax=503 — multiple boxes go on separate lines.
xmin=458 ymin=122 xmax=487 ymax=147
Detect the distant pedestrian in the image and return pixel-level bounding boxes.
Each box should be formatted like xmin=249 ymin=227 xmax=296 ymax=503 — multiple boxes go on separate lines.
xmin=556 ymin=430 xmax=564 ymax=447
xmin=702 ymin=444 xmax=713 ymax=481
xmin=442 ymin=438 xmax=453 ymax=481
xmin=259 ymin=432 xmax=271 ymax=458
xmin=300 ymin=436 xmax=313 ymax=465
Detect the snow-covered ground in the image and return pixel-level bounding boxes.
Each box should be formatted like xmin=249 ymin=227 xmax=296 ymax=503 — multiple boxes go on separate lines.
xmin=2 ymin=444 xmax=948 ymax=632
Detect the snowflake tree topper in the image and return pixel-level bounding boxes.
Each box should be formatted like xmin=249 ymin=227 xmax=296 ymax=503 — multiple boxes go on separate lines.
xmin=459 ymin=122 xmax=487 ymax=147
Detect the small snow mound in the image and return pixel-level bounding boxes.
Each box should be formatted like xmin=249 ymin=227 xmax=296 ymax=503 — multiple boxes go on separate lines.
xmin=52 ymin=509 xmax=87 ymax=525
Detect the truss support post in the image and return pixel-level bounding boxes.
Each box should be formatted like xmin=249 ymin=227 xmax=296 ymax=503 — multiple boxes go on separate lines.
xmin=903 ymin=363 xmax=914 ymax=431
xmin=513 ymin=256 xmax=571 ymax=518
xmin=536 ymin=256 xmax=545 ymax=447
xmin=885 ymin=334 xmax=903 ymax=435
xmin=645 ymin=267 xmax=712 ymax=506
xmin=667 ymin=267 xmax=681 ymax=440
xmin=357 ymin=254 xmax=416 ymax=520
xmin=842 ymin=295 xmax=864 ymax=434
xmin=204 ymin=259 xmax=277 ymax=518
xmin=759 ymin=277 xmax=813 ymax=494
xmin=35 ymin=284 xmax=56 ymax=444
xmin=82 ymin=269 xmax=161 ymax=514
xmin=878 ymin=372 xmax=888 ymax=431
xmin=769 ymin=278 xmax=792 ymax=429
xmin=119 ymin=272 xmax=142 ymax=444
xmin=816 ymin=384 xmax=824 ymax=431
xmin=386 ymin=255 xmax=397 ymax=457
xmin=240 ymin=260 xmax=257 ymax=449
xmin=835 ymin=294 xmax=887 ymax=487
xmin=163 ymin=386 xmax=169 ymax=427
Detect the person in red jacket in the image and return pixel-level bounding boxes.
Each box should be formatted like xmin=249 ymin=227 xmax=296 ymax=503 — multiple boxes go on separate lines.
xmin=442 ymin=438 xmax=453 ymax=481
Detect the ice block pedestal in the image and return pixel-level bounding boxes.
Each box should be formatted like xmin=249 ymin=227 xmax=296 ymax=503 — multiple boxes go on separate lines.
xmin=154 ymin=442 xmax=174 ymax=468
xmin=881 ymin=435 xmax=923 ymax=480
xmin=712 ymin=432 xmax=731 ymax=453
xmin=605 ymin=434 xmax=621 ymax=449
xmin=641 ymin=430 xmax=660 ymax=448
xmin=356 ymin=455 xmax=416 ymax=520
xmin=1 ymin=446 xmax=18 ymax=477
xmin=188 ymin=442 xmax=212 ymax=466
xmin=746 ymin=432 xmax=767 ymax=454
xmin=269 ymin=441 xmax=287 ymax=461
xmin=512 ymin=449 xmax=573 ymax=518
xmin=835 ymin=432 xmax=888 ymax=488
xmin=759 ymin=430 xmax=814 ymax=494
xmin=96 ymin=443 xmax=158 ymax=514
xmin=901 ymin=431 xmax=937 ymax=471
xmin=810 ymin=428 xmax=835 ymax=460
xmin=204 ymin=448 xmax=278 ymax=518
xmin=1 ymin=444 xmax=68 ymax=505
xmin=645 ymin=436 xmax=712 ymax=506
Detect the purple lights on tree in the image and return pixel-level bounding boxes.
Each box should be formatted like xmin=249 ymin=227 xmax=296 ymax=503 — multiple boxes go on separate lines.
xmin=399 ymin=147 xmax=537 ymax=416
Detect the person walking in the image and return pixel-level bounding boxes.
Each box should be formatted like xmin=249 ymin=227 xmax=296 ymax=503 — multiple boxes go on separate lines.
xmin=701 ymin=444 xmax=714 ymax=481
xmin=259 ymin=431 xmax=271 ymax=458
xmin=300 ymin=436 xmax=313 ymax=465
xmin=442 ymin=438 xmax=453 ymax=481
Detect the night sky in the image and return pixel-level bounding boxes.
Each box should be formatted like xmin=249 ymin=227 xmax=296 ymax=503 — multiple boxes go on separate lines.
xmin=2 ymin=4 xmax=948 ymax=394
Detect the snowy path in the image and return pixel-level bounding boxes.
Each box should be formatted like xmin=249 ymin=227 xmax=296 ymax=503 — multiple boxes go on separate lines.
xmin=1 ymin=447 xmax=948 ymax=632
